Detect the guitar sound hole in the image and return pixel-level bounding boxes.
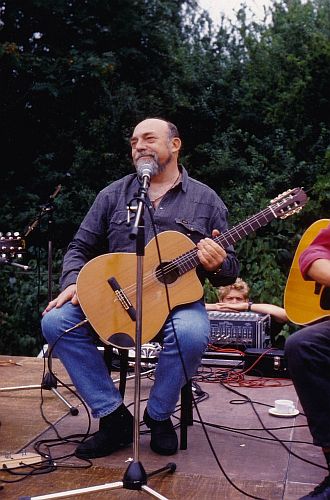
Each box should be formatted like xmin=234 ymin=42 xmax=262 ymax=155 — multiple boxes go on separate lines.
xmin=156 ymin=262 xmax=180 ymax=285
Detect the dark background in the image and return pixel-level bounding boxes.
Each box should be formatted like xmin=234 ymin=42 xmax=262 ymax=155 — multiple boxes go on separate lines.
xmin=0 ymin=0 xmax=329 ymax=354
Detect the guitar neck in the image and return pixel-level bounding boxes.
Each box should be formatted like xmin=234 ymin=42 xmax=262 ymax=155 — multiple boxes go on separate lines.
xmin=216 ymin=206 xmax=276 ymax=247
xmin=174 ymin=205 xmax=276 ymax=275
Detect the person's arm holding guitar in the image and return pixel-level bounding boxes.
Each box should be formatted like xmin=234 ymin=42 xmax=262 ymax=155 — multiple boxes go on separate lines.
xmin=299 ymin=221 xmax=330 ymax=284
xmin=303 ymin=258 xmax=330 ymax=286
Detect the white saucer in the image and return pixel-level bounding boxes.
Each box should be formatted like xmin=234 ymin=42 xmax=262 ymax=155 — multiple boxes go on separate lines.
xmin=269 ymin=407 xmax=299 ymax=417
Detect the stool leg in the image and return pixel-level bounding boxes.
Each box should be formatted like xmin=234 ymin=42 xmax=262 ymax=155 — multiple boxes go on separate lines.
xmin=119 ymin=350 xmax=129 ymax=398
xmin=180 ymin=380 xmax=193 ymax=450
xmin=104 ymin=346 xmax=128 ymax=399
xmin=104 ymin=346 xmax=114 ymax=375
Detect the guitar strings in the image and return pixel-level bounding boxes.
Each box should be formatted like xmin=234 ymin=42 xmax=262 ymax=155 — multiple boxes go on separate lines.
xmin=115 ymin=208 xmax=276 ymax=302
xmin=119 ymin=208 xmax=275 ymax=300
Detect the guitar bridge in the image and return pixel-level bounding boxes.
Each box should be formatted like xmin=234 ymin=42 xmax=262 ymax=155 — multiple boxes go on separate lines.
xmin=108 ymin=277 xmax=136 ymax=321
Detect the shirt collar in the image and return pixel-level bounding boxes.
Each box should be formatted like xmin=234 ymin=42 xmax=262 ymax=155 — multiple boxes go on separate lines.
xmin=179 ymin=164 xmax=188 ymax=193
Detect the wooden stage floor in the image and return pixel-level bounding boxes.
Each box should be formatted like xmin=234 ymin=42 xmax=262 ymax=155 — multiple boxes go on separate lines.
xmin=0 ymin=354 xmax=327 ymax=499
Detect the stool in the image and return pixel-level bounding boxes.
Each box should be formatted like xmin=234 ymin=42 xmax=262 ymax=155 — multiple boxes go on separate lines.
xmin=104 ymin=345 xmax=193 ymax=450
xmin=104 ymin=345 xmax=129 ymax=398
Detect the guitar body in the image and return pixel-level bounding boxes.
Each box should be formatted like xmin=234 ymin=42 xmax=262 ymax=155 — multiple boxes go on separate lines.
xmin=76 ymin=231 xmax=203 ymax=348
xmin=284 ymin=219 xmax=330 ymax=325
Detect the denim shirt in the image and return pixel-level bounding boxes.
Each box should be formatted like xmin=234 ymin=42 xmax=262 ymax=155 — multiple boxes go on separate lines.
xmin=60 ymin=166 xmax=239 ymax=291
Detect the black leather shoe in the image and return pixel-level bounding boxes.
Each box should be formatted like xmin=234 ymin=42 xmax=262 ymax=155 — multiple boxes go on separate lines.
xmin=300 ymin=475 xmax=330 ymax=499
xmin=75 ymin=404 xmax=133 ymax=459
xmin=143 ymin=408 xmax=178 ymax=456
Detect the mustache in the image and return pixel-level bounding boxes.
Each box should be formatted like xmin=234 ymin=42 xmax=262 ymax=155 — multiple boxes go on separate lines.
xmin=136 ymin=153 xmax=156 ymax=162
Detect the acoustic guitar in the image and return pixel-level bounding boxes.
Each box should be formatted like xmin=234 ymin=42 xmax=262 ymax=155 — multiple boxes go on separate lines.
xmin=76 ymin=187 xmax=307 ymax=348
xmin=284 ymin=219 xmax=330 ymax=325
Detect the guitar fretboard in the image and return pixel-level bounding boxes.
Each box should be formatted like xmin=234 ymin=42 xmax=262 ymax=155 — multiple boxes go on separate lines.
xmin=173 ymin=206 xmax=276 ymax=276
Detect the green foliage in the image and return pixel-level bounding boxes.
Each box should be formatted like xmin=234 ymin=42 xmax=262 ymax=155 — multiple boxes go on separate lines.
xmin=0 ymin=0 xmax=329 ymax=354
xmin=203 ymin=279 xmax=219 ymax=304
xmin=0 ymin=267 xmax=42 ymax=355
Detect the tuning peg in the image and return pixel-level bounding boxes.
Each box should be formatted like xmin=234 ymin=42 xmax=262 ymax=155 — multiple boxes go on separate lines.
xmin=279 ymin=206 xmax=303 ymax=219
xmin=271 ymin=189 xmax=293 ymax=203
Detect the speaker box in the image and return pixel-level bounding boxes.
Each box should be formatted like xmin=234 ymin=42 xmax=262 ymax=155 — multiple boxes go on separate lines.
xmin=244 ymin=348 xmax=290 ymax=378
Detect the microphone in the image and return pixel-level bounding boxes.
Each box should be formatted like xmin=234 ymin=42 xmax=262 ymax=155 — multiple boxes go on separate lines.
xmin=137 ymin=163 xmax=156 ymax=183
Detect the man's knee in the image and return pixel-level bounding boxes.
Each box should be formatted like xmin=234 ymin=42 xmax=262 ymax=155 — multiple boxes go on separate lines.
xmin=41 ymin=308 xmax=60 ymax=343
xmin=285 ymin=327 xmax=318 ymax=367
xmin=284 ymin=331 xmax=298 ymax=356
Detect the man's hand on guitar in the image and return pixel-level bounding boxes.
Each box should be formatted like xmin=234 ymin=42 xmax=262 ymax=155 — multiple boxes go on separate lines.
xmin=42 ymin=284 xmax=79 ymax=315
xmin=196 ymin=229 xmax=226 ymax=272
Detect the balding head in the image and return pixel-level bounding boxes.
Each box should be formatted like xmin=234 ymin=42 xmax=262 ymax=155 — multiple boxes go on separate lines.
xmin=133 ymin=118 xmax=180 ymax=142
xmin=130 ymin=118 xmax=182 ymax=177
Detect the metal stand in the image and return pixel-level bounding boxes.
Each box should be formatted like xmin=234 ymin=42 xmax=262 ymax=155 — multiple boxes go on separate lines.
xmin=20 ymin=175 xmax=176 ymax=499
xmin=35 ymin=186 xmax=78 ymax=414
xmin=0 ymin=259 xmax=29 ymax=271
xmin=0 ymin=185 xmax=78 ymax=415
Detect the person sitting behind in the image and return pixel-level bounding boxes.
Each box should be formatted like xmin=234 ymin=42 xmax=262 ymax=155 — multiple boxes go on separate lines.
xmin=205 ymin=278 xmax=288 ymax=347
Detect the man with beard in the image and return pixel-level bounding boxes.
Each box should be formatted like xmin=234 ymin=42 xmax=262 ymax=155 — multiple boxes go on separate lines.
xmin=41 ymin=117 xmax=239 ymax=459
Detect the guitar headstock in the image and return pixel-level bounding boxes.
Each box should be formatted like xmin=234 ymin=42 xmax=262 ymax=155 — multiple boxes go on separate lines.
xmin=0 ymin=232 xmax=26 ymax=260
xmin=270 ymin=188 xmax=308 ymax=219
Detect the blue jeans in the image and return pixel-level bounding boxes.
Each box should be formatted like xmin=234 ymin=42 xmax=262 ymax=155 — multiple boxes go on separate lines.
xmin=285 ymin=319 xmax=330 ymax=447
xmin=41 ymin=301 xmax=210 ymax=420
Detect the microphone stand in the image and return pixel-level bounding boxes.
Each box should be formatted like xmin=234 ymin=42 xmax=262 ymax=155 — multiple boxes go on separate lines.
xmin=41 ymin=188 xmax=78 ymax=414
xmin=22 ymin=175 xmax=176 ymax=499
xmin=0 ymin=184 xmax=79 ymax=415
xmin=0 ymin=259 xmax=29 ymax=271
xmin=117 ymin=173 xmax=176 ymax=497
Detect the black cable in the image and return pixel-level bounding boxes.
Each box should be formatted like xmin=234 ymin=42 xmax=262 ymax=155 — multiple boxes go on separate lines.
xmin=33 ymin=333 xmax=93 ymax=463
xmin=0 ymin=459 xmax=56 ymax=484
xmin=192 ymin=418 xmax=312 ymax=445
xmin=193 ymin=368 xmax=327 ymax=470
xmin=220 ymin=382 xmax=328 ymax=472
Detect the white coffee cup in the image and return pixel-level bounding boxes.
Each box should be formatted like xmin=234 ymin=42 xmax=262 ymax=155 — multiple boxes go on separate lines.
xmin=274 ymin=399 xmax=296 ymax=414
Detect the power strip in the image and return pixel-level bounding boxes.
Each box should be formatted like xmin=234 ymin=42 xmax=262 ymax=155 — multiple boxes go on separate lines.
xmin=1 ymin=452 xmax=41 ymax=469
